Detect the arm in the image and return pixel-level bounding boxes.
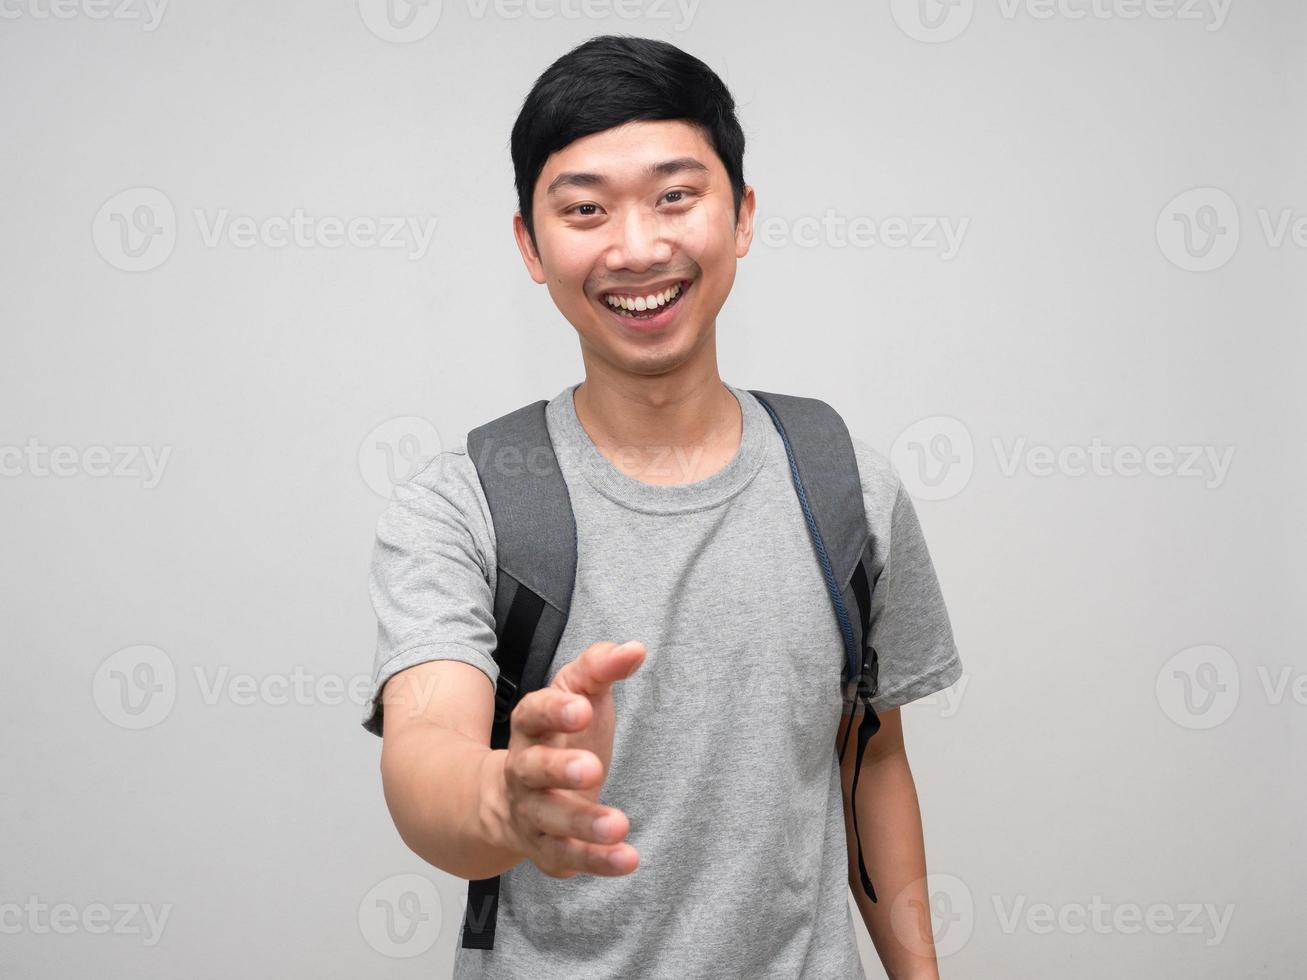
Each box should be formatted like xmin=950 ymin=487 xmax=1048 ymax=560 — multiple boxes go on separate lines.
xmin=838 ymin=705 xmax=941 ymax=980
xmin=378 ymin=659 xmax=526 ymax=881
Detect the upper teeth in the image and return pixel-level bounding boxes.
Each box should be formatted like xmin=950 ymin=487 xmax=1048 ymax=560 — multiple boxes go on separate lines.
xmin=604 ymin=282 xmax=682 ymax=312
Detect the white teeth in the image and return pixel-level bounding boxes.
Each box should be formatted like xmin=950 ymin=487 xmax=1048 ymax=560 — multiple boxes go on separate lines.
xmin=604 ymin=282 xmax=683 ymax=311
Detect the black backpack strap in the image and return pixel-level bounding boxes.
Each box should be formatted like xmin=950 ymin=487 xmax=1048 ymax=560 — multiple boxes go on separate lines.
xmin=461 ymin=400 xmax=578 ymax=950
xmin=750 ymin=390 xmax=883 ymax=904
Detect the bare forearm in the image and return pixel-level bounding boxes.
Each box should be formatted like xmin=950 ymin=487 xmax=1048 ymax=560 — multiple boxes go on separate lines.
xmin=845 ymin=749 xmax=941 ymax=980
xmin=380 ymin=723 xmax=524 ymax=880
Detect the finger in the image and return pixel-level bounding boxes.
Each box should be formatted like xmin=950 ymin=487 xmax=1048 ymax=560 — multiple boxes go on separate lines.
xmin=553 ymin=639 xmax=647 ymax=698
xmin=525 ymin=787 xmax=630 ymax=844
xmin=535 ymin=832 xmax=640 ymax=877
xmin=511 ymin=744 xmax=602 ymax=791
xmin=511 ymin=687 xmax=590 ymax=741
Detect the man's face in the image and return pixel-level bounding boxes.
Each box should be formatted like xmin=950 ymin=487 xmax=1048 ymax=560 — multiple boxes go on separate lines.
xmin=513 ymin=119 xmax=755 ymax=378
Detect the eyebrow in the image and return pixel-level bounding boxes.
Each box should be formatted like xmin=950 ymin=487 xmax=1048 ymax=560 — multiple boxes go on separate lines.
xmin=544 ymin=157 xmax=710 ymax=198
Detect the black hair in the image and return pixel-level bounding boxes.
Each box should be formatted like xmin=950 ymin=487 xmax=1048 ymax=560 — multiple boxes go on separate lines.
xmin=510 ymin=34 xmax=746 ymax=248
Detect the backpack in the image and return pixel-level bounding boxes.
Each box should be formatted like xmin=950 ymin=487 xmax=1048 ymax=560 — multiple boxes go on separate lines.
xmin=458 ymin=389 xmax=883 ymax=950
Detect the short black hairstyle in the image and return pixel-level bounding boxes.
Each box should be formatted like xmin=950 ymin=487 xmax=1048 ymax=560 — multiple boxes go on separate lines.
xmin=510 ymin=34 xmax=747 ymax=249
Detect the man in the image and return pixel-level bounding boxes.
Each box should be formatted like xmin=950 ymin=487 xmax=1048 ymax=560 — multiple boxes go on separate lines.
xmin=362 ymin=34 xmax=963 ymax=979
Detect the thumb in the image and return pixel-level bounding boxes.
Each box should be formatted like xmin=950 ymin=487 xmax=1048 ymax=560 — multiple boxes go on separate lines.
xmin=554 ymin=640 xmax=647 ymax=698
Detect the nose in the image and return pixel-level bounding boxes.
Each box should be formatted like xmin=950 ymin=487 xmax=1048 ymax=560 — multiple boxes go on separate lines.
xmin=603 ymin=204 xmax=675 ymax=273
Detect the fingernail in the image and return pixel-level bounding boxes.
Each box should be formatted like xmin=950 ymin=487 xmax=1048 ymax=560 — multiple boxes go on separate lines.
xmin=608 ymin=848 xmax=628 ymax=869
xmin=562 ymin=700 xmax=581 ymax=725
xmin=593 ymin=815 xmax=615 ymax=839
xmin=566 ymin=759 xmax=585 ymax=783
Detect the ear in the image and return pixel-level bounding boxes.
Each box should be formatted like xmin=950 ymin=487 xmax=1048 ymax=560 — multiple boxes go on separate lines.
xmin=512 ymin=211 xmax=547 ymax=285
xmin=734 ymin=185 xmax=757 ymax=258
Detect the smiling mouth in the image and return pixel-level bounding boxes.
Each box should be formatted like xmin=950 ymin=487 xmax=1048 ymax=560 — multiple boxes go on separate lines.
xmin=600 ymin=280 xmax=691 ymax=319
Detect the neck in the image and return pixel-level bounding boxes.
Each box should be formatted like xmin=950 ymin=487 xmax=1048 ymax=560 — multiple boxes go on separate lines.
xmin=572 ymin=356 xmax=742 ymax=487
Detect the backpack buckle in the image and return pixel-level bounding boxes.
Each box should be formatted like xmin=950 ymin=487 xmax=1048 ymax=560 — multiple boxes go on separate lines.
xmin=492 ymin=674 xmax=520 ymax=722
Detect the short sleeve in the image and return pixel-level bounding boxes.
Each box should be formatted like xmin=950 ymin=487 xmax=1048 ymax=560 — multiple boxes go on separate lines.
xmin=360 ymin=442 xmax=501 ymax=737
xmin=851 ymin=436 xmax=963 ymax=713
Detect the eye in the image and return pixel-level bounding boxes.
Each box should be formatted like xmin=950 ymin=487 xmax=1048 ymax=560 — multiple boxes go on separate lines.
xmin=661 ymin=189 xmax=694 ymax=206
xmin=566 ymin=203 xmax=603 ymax=217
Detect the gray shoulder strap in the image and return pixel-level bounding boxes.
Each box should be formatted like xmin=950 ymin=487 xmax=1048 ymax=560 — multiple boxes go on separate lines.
xmin=750 ymin=389 xmax=885 ymax=907
xmin=461 ymin=399 xmax=578 ymax=951
xmin=748 ymin=390 xmax=875 ymax=687
xmin=465 ymin=399 xmax=578 ymax=709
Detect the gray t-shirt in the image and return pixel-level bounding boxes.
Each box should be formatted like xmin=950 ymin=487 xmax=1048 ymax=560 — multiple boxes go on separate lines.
xmin=362 ymin=382 xmax=963 ymax=979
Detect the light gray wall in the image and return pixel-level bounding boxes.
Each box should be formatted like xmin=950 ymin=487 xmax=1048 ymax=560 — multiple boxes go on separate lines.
xmin=2 ymin=2 xmax=1302 ymax=977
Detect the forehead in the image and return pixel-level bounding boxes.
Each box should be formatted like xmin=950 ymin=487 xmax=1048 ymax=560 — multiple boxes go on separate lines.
xmin=535 ymin=119 xmax=722 ymax=199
